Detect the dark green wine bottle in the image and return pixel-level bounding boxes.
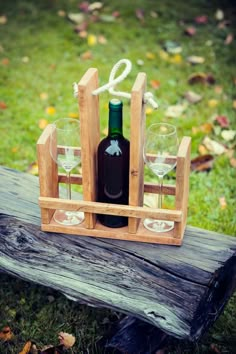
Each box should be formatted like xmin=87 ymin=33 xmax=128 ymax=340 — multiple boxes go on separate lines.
xmin=97 ymin=99 xmax=130 ymax=228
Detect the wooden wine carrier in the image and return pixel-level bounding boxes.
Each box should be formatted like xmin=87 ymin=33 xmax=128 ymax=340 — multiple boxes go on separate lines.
xmin=37 ymin=68 xmax=191 ymax=245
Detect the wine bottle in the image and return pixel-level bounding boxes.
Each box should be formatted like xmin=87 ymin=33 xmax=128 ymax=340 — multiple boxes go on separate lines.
xmin=97 ymin=99 xmax=130 ymax=228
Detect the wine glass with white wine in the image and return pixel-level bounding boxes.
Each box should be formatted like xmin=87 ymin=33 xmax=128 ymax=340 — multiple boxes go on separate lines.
xmin=143 ymin=122 xmax=179 ymax=233
xmin=50 ymin=118 xmax=84 ymax=225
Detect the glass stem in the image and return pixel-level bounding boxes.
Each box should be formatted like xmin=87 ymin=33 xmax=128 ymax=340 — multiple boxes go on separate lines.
xmin=66 ymin=171 xmax=71 ymax=200
xmin=158 ymin=176 xmax=163 ymax=209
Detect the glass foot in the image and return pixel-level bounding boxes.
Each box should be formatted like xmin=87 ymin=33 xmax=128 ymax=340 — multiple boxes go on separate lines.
xmin=143 ymin=218 xmax=174 ymax=233
xmin=53 ymin=210 xmax=84 ymax=226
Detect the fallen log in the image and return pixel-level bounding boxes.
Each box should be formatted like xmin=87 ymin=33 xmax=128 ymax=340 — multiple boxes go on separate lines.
xmin=0 ymin=166 xmax=235 ymax=343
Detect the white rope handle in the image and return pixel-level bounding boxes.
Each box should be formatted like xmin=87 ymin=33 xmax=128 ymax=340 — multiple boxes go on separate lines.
xmin=73 ymin=59 xmax=158 ymax=109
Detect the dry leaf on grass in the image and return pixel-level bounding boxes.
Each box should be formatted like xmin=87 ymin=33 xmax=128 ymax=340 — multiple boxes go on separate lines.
xmin=214 ymin=115 xmax=230 ymax=128
xmin=165 ymin=103 xmax=187 ymax=118
xmin=184 ymin=90 xmax=202 ymax=104
xmin=202 ymin=136 xmax=226 ymax=155
xmin=188 ymin=72 xmax=215 ymax=85
xmin=221 ymin=130 xmax=236 ymax=142
xmin=219 ymin=196 xmax=227 ymax=209
xmin=0 ymin=326 xmax=13 ymax=342
xmin=0 ymin=101 xmax=7 ymax=109
xmin=187 ymin=56 xmax=205 ymax=64
xmin=184 ymin=26 xmax=196 ymax=36
xmin=58 ymin=332 xmax=76 ymax=348
xmin=230 ymin=157 xmax=236 ymax=168
xmin=19 ymin=340 xmax=33 ymax=354
xmin=191 ymin=154 xmax=214 ymax=172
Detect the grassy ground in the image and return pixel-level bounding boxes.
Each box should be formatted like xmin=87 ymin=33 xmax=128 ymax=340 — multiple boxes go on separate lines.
xmin=0 ymin=0 xmax=236 ymax=352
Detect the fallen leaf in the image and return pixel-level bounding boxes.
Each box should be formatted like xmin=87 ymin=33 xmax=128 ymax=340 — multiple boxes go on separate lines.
xmin=11 ymin=146 xmax=19 ymax=153
xmin=224 ymin=33 xmax=234 ymax=45
xmin=208 ymin=99 xmax=219 ymax=108
xmin=57 ymin=10 xmax=66 ymax=17
xmin=0 ymin=326 xmax=13 ymax=342
xmin=88 ymin=2 xmax=103 ymax=11
xmin=187 ymin=55 xmax=205 ymax=64
xmin=163 ymin=40 xmax=182 ymax=54
xmin=80 ymin=50 xmax=92 ymax=60
xmin=159 ymin=49 xmax=169 ymax=61
xmin=68 ymin=112 xmax=79 ymax=118
xmin=78 ymin=30 xmax=88 ymax=38
xmin=195 ymin=15 xmax=208 ymax=24
xmin=218 ymin=20 xmax=230 ymax=29
xmin=215 ymin=9 xmax=224 ymax=21
xmin=230 ymin=157 xmax=236 ymax=168
xmin=87 ymin=34 xmax=97 ymax=46
xmin=0 ymin=15 xmax=7 ymax=24
xmin=200 ymin=123 xmax=213 ymax=134
xmin=79 ymin=1 xmax=90 ymax=13
xmin=40 ymin=92 xmax=49 ymax=100
xmin=165 ymin=103 xmax=187 ymax=118
xmin=214 ymin=85 xmax=223 ymax=94
xmin=198 ymin=144 xmax=208 ymax=155
xmin=188 ymin=72 xmax=215 ymax=85
xmin=146 ymin=107 xmax=153 ymax=115
xmin=58 ymin=332 xmax=76 ymax=348
xmin=98 ymin=35 xmax=107 ymax=44
xmin=99 ymin=14 xmax=116 ymax=22
xmin=74 ymin=21 xmax=88 ymax=33
xmin=67 ymin=12 xmax=85 ymax=24
xmin=184 ymin=26 xmax=196 ymax=36
xmin=215 ymin=115 xmax=230 ymax=128
xmin=169 ymin=53 xmax=182 ymax=64
xmin=102 ymin=127 xmax=108 ymax=136
xmin=233 ymin=100 xmax=236 ymax=109
xmin=150 ymin=79 xmax=161 ymax=90
xmin=27 ymin=161 xmax=39 ymax=175
xmin=136 ymin=8 xmax=145 ymax=23
xmin=146 ymin=52 xmax=156 ymax=60
xmin=0 ymin=101 xmax=7 ymax=109
xmin=219 ymin=196 xmax=227 ymax=209
xmin=137 ymin=59 xmax=144 ymax=66
xmin=191 ymin=154 xmax=214 ymax=172
xmin=1 ymin=57 xmax=9 ymax=65
xmin=46 ymin=106 xmax=56 ymax=115
xmin=150 ymin=11 xmax=158 ymax=18
xmin=221 ymin=129 xmax=236 ymax=142
xmin=19 ymin=340 xmax=32 ymax=354
xmin=202 ymin=136 xmax=226 ymax=155
xmin=184 ymin=90 xmax=202 ymax=104
xmin=112 ymin=11 xmax=120 ymax=18
xmin=22 ymin=56 xmax=29 ymax=63
xmin=38 ymin=119 xmax=48 ymax=130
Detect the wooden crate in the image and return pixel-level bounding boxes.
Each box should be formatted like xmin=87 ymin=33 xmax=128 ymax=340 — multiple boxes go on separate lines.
xmin=37 ymin=68 xmax=191 ymax=245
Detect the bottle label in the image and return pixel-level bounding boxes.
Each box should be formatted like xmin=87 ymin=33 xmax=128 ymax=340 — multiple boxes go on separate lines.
xmin=104 ymin=139 xmax=123 ymax=200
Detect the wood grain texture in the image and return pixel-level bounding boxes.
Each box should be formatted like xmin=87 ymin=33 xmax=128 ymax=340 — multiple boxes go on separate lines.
xmin=0 ymin=166 xmax=235 ymax=341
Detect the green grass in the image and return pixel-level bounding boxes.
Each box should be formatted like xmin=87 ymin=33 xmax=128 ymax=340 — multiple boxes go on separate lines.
xmin=0 ymin=0 xmax=236 ymax=352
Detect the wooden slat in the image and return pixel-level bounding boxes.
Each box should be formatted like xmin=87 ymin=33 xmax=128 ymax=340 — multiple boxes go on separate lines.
xmin=39 ymin=197 xmax=182 ymax=222
xmin=174 ymin=137 xmax=191 ymax=239
xmin=144 ymin=182 xmax=176 ymax=195
xmin=78 ymin=68 xmax=100 ymax=229
xmin=37 ymin=124 xmax=58 ymax=223
xmin=58 ymin=173 xmax=82 ymax=185
xmin=128 ymin=72 xmax=146 ymax=233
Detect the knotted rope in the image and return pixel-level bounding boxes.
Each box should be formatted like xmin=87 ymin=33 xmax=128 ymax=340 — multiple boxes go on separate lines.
xmin=73 ymin=59 xmax=158 ymax=109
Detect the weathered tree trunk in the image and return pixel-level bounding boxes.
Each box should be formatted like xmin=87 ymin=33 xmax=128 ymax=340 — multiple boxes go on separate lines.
xmin=0 ymin=166 xmax=235 ymax=342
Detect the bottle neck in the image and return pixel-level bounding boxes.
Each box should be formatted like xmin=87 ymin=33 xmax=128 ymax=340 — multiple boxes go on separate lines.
xmin=108 ymin=99 xmax=123 ymax=137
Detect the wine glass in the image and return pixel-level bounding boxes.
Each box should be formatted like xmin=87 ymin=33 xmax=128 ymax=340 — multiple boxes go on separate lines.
xmin=50 ymin=118 xmax=84 ymax=225
xmin=143 ymin=122 xmax=178 ymax=233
